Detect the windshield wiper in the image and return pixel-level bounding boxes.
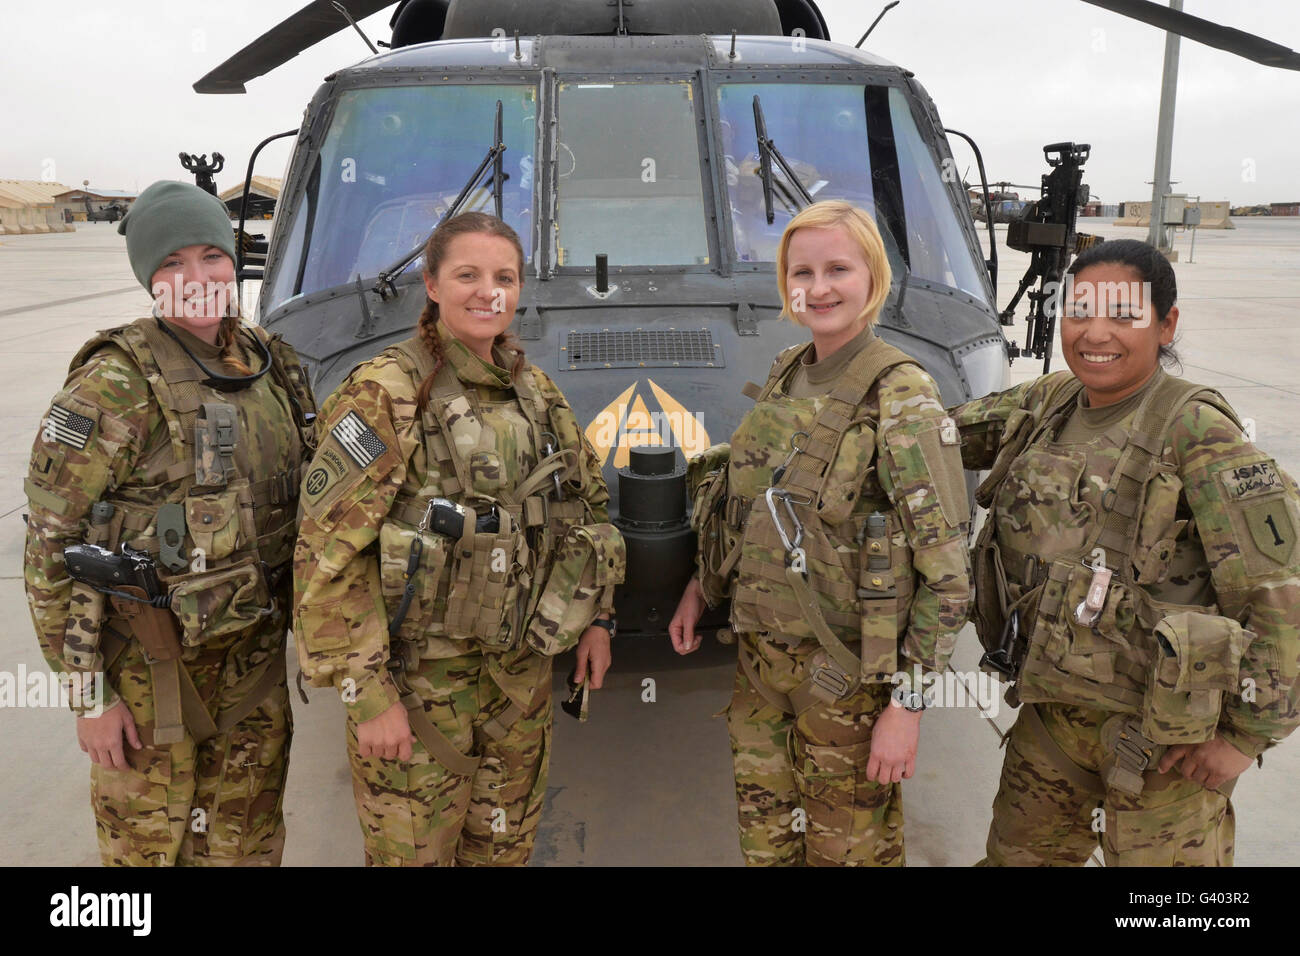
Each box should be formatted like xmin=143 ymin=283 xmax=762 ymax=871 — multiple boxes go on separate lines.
xmin=372 ymin=99 xmax=508 ymax=299
xmin=752 ymin=94 xmax=814 ymax=225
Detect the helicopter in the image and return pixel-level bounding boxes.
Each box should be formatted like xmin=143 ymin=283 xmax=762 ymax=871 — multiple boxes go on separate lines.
xmin=195 ymin=0 xmax=1300 ymax=638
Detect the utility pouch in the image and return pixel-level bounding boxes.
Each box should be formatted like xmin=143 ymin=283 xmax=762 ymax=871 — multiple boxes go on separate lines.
xmin=857 ymin=511 xmax=899 ymax=682
xmin=378 ymin=522 xmax=453 ymax=641
xmin=970 ymin=519 xmax=1010 ymax=656
xmin=1141 ymin=611 xmax=1249 ymax=745
xmin=168 ymin=559 xmax=273 ymax=645
xmin=185 ymin=484 xmax=253 ymax=563
xmin=445 ymin=510 xmax=528 ymax=647
xmin=687 ymin=444 xmax=733 ymax=606
xmin=1036 ymin=559 xmax=1131 ymax=684
xmin=525 ymin=522 xmax=626 ymax=656
xmin=110 ymin=586 xmax=182 ymax=661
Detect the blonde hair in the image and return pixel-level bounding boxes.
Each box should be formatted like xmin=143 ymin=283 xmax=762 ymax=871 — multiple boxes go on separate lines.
xmin=776 ymin=200 xmax=892 ymax=329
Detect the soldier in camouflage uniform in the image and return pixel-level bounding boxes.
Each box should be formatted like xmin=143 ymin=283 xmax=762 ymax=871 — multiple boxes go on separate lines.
xmin=952 ymin=239 xmax=1300 ymax=866
xmin=671 ymin=201 xmax=972 ymax=866
xmin=293 ymin=213 xmax=624 ymax=866
xmin=23 ymin=181 xmax=317 ymax=865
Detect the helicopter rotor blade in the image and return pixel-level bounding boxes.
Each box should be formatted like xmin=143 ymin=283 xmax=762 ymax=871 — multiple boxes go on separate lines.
xmin=1080 ymin=0 xmax=1300 ymax=71
xmin=194 ymin=0 xmax=397 ymax=93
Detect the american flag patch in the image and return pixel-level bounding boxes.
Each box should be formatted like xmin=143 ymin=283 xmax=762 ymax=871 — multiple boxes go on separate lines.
xmin=47 ymin=403 xmax=95 ymax=450
xmin=332 ymin=410 xmax=387 ymax=468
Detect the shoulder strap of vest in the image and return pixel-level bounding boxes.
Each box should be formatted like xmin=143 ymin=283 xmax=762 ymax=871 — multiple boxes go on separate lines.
xmin=69 ymin=324 xmax=133 ymax=374
xmin=753 ymin=344 xmax=813 ymax=403
xmin=251 ymin=326 xmax=319 ymax=454
xmin=1086 ymin=374 xmax=1233 ymax=578
xmin=974 ymin=375 xmax=1086 ymax=509
xmin=779 ymin=335 xmax=917 ymax=499
xmin=387 ymin=336 xmax=464 ymax=498
xmin=506 ymin=362 xmax=553 ymax=458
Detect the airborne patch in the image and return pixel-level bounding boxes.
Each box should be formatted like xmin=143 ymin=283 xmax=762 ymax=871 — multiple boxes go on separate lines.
xmin=1220 ymin=461 xmax=1282 ymax=500
xmin=332 ymin=411 xmax=387 ymax=468
xmin=47 ymin=403 xmax=95 ymax=450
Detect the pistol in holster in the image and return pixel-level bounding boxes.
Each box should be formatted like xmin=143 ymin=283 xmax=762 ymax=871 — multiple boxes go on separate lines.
xmin=64 ymin=542 xmax=182 ymax=663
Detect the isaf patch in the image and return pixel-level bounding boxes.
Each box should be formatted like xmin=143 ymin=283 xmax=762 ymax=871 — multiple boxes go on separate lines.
xmin=332 ymin=411 xmax=387 ymax=468
xmin=46 ymin=403 xmax=95 ymax=450
xmin=1221 ymin=461 xmax=1282 ymax=500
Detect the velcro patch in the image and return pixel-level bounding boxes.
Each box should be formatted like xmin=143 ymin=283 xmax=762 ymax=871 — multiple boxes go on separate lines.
xmin=332 ymin=411 xmax=387 ymax=468
xmin=1220 ymin=461 xmax=1282 ymax=500
xmin=46 ymin=403 xmax=95 ymax=450
xmin=1243 ymin=500 xmax=1295 ymax=565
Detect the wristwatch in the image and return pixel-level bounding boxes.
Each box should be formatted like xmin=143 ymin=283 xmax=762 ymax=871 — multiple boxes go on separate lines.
xmin=590 ymin=617 xmax=617 ymax=638
xmin=892 ymin=685 xmax=927 ymax=712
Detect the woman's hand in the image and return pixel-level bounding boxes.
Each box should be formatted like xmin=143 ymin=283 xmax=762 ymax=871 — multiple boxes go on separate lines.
xmin=668 ymin=578 xmax=707 ymax=655
xmin=866 ymin=702 xmax=921 ymax=784
xmin=357 ymin=701 xmax=417 ymax=762
xmin=1158 ymin=737 xmax=1254 ymax=792
xmin=77 ymin=700 xmax=142 ymax=771
xmin=574 ymin=625 xmax=612 ymax=689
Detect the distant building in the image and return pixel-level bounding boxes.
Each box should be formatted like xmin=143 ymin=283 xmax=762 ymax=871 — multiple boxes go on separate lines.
xmin=1270 ymin=202 xmax=1299 ymax=217
xmin=52 ymin=188 xmax=138 ymax=223
xmin=0 ymin=180 xmax=75 ymax=234
xmin=219 ymin=177 xmax=282 ymax=220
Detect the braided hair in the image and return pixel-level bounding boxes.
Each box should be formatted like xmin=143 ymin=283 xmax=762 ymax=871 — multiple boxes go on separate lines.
xmin=415 ymin=212 xmax=527 ymax=411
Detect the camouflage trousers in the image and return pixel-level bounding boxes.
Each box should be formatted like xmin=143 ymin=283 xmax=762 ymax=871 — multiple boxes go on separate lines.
xmin=91 ymin=622 xmax=292 ymax=867
xmin=347 ymin=653 xmax=552 ymax=867
xmin=726 ymin=634 xmax=904 ymax=866
xmin=982 ymin=702 xmax=1235 ymax=866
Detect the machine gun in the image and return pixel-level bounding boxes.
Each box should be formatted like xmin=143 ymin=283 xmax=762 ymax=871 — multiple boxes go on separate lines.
xmin=63 ymin=543 xmax=183 ymax=662
xmin=999 ymin=142 xmax=1099 ymax=374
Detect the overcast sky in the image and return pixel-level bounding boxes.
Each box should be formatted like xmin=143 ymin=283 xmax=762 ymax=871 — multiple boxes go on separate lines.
xmin=2 ymin=0 xmax=1297 ymax=205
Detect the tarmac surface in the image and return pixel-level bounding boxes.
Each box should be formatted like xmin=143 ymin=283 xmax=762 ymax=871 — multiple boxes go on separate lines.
xmin=0 ymin=216 xmax=1296 ymax=866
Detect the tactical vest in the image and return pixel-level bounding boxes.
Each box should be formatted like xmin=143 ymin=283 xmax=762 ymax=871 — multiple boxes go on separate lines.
xmin=68 ymin=315 xmax=317 ymax=743
xmin=381 ymin=336 xmax=620 ymax=657
xmin=709 ymin=334 xmax=919 ymax=696
xmin=972 ymin=371 xmax=1254 ymax=747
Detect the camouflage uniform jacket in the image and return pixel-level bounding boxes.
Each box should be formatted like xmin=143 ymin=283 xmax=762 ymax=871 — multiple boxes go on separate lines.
xmin=720 ymin=335 xmax=972 ymax=681
xmin=952 ymin=369 xmax=1300 ymax=758
xmin=24 ymin=317 xmax=315 ymax=713
xmin=293 ymin=322 xmax=616 ymax=724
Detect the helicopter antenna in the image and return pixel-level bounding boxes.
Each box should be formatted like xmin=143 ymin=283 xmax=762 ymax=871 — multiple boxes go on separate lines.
xmin=856 ymin=1 xmax=900 ymax=48
xmin=330 ymin=1 xmax=378 ymax=55
xmin=615 ymin=0 xmax=628 ymax=36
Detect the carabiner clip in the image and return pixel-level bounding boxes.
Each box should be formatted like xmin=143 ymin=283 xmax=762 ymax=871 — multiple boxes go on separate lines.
xmin=764 ymin=487 xmax=804 ymax=554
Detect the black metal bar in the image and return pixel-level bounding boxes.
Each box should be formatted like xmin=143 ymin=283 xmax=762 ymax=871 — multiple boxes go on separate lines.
xmin=236 ymin=128 xmax=298 ymax=278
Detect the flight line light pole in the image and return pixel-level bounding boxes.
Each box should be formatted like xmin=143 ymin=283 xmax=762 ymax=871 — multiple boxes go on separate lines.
xmin=1146 ymin=0 xmax=1183 ymax=254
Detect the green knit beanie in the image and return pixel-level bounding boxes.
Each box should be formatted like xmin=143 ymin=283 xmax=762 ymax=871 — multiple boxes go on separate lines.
xmin=117 ymin=180 xmax=237 ymax=291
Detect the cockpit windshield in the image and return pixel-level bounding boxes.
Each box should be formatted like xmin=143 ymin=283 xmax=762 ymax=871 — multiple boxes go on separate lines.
xmin=715 ymin=81 xmax=986 ymax=300
xmin=554 ymin=80 xmax=710 ymax=268
xmin=265 ymin=83 xmax=537 ymax=311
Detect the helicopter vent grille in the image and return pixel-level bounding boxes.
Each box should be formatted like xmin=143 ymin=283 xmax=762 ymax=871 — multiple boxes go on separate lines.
xmin=563 ymin=330 xmax=722 ymax=369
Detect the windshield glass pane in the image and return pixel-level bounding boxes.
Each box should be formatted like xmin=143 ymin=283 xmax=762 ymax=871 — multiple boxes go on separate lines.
xmin=716 ymin=82 xmax=986 ymax=300
xmin=887 ymin=87 xmax=986 ymax=299
xmin=270 ymin=83 xmax=537 ymax=308
xmin=555 ymin=81 xmax=709 ymax=267
xmin=716 ymin=83 xmax=875 ymax=263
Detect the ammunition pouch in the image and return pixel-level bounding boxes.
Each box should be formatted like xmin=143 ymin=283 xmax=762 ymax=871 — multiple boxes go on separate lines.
xmin=525 ymin=522 xmax=626 ymax=656
xmin=184 ymin=483 xmax=253 ymax=563
xmin=1140 ymin=610 xmax=1250 ymax=745
xmin=857 ymin=511 xmax=903 ymax=683
xmin=444 ymin=507 xmax=530 ymax=648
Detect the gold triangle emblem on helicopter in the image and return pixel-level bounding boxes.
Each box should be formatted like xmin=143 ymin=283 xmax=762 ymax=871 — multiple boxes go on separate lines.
xmin=584 ymin=379 xmax=712 ymax=469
